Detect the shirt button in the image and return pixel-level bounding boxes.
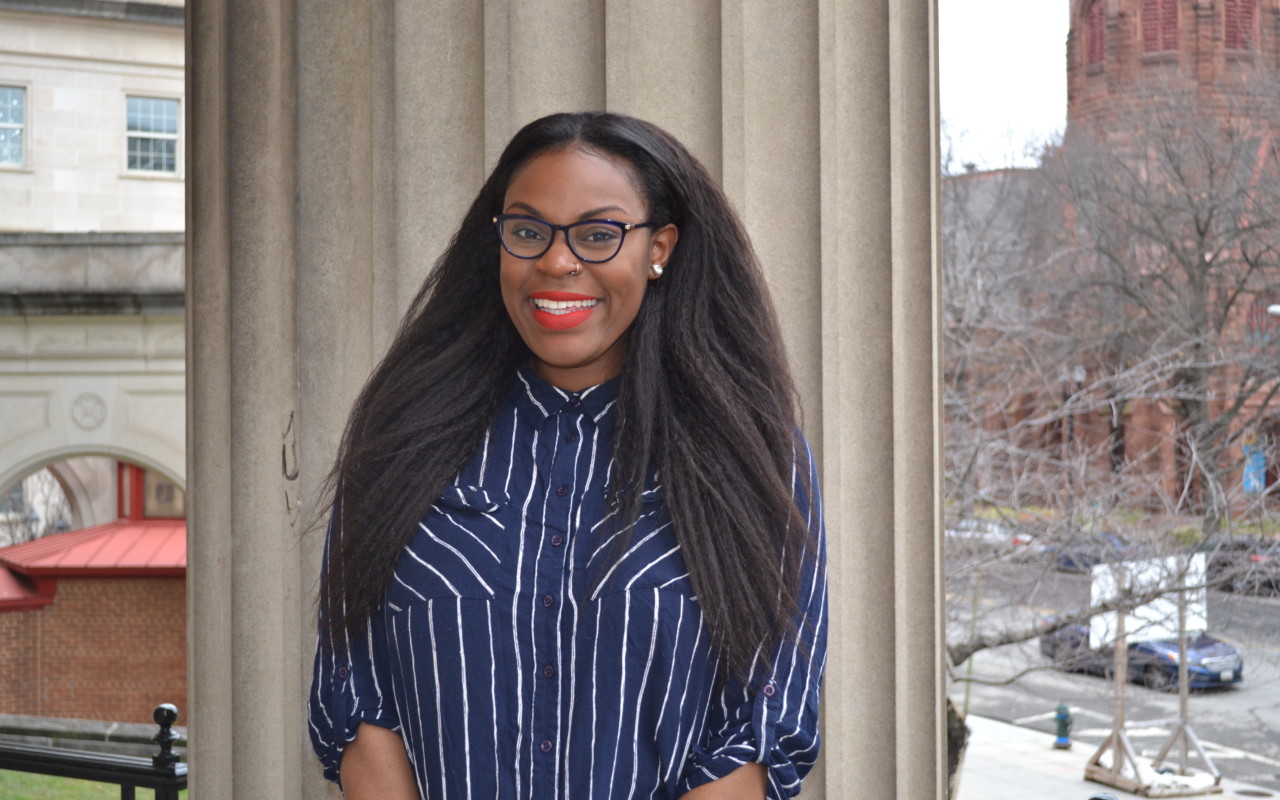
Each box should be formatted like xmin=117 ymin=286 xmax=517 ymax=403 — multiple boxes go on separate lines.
xmin=568 ymin=396 xmax=582 ymax=408
xmin=762 ymin=683 xmax=776 ymax=697
xmin=551 ymin=534 xmax=564 ymax=547
xmin=540 ymin=739 xmax=553 ymax=753
xmin=337 ymin=666 xmax=348 ymax=679
xmin=542 ymin=594 xmax=555 ymax=608
xmin=565 ymin=431 xmax=579 ymax=444
xmin=556 ymin=485 xmax=569 ymax=497
xmin=543 ymin=664 xmax=555 ymax=679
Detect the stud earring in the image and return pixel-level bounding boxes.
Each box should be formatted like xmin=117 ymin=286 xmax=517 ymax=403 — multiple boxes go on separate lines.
xmin=651 ymin=264 xmax=664 ymax=277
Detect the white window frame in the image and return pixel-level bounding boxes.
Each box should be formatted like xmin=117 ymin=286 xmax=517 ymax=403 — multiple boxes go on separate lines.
xmin=0 ymin=83 xmax=28 ymax=170
xmin=123 ymin=93 xmax=182 ymax=178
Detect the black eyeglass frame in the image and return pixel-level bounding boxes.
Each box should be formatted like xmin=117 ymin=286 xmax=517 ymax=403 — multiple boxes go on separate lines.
xmin=493 ymin=213 xmax=656 ymax=263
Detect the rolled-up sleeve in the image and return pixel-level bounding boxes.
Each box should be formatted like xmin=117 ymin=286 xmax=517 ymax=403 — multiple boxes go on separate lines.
xmin=676 ymin=436 xmax=829 ymax=799
xmin=307 ymin=513 xmax=400 ymax=786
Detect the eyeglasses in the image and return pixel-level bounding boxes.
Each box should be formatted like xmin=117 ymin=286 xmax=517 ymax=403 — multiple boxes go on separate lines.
xmin=493 ymin=214 xmax=655 ymax=263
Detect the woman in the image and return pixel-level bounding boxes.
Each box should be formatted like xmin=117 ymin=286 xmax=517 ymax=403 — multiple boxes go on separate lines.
xmin=310 ymin=112 xmax=827 ymax=800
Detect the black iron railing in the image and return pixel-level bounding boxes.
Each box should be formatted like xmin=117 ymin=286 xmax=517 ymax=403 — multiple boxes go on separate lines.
xmin=0 ymin=704 xmax=186 ymax=799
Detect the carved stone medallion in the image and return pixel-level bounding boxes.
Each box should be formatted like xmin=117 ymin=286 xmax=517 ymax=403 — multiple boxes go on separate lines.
xmin=71 ymin=392 xmax=108 ymax=431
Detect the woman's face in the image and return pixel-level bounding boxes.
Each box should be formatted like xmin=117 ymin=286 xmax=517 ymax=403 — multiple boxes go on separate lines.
xmin=499 ymin=146 xmax=678 ymax=391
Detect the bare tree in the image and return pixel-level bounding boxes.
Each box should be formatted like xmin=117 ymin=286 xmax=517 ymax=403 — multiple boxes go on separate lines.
xmin=941 ymin=71 xmax=1280 ymax=674
xmin=1048 ymin=75 xmax=1280 ymax=536
xmin=0 ymin=469 xmax=71 ymax=547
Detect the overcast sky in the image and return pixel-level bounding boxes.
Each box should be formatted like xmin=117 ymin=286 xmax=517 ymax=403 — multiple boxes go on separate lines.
xmin=940 ymin=0 xmax=1070 ymax=170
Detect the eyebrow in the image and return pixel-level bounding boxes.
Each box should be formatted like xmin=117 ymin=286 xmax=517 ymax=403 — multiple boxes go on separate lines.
xmin=504 ymin=202 xmax=633 ymax=221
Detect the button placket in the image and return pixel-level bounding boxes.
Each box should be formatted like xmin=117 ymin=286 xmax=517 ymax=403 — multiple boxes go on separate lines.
xmin=531 ymin=402 xmax=586 ymax=766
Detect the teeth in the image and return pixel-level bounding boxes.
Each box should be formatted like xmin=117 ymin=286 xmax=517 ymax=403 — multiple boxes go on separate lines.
xmin=533 ymin=298 xmax=598 ymax=314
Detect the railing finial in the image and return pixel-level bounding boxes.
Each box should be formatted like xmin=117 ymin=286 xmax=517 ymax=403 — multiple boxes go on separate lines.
xmin=151 ymin=703 xmax=180 ymax=770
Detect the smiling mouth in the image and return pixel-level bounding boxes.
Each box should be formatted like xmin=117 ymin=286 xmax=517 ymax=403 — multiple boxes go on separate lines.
xmin=532 ymin=297 xmax=600 ymax=315
xmin=529 ymin=294 xmax=599 ymax=330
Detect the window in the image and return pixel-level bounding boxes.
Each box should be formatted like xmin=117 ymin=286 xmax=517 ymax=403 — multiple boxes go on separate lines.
xmin=1142 ymin=0 xmax=1179 ymax=53
xmin=1086 ymin=0 xmax=1106 ymax=66
xmin=143 ymin=468 xmax=185 ymax=518
xmin=118 ymin=463 xmax=185 ymax=520
xmin=126 ymin=95 xmax=179 ymax=173
xmin=1225 ymin=0 xmax=1255 ymax=50
xmin=0 ymin=86 xmax=24 ymax=167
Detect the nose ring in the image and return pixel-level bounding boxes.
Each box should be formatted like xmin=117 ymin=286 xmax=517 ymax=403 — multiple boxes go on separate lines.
xmin=569 ymin=263 xmax=582 ymax=277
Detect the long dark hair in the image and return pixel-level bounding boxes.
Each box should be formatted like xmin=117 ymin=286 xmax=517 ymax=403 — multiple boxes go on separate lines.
xmin=322 ymin=112 xmax=812 ymax=679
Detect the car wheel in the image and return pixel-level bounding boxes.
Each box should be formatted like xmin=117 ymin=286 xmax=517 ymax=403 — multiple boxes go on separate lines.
xmin=1143 ymin=664 xmax=1172 ymax=692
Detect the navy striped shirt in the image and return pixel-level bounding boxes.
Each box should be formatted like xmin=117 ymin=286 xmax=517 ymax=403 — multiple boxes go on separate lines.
xmin=309 ymin=367 xmax=828 ymax=799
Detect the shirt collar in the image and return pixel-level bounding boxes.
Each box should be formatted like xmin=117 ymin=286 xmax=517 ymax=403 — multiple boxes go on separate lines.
xmin=510 ymin=363 xmax=620 ymax=430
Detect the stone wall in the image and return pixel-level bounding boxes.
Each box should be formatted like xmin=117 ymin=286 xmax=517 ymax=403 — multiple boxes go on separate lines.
xmin=0 ymin=234 xmax=183 ymax=294
xmin=0 ymin=5 xmax=185 ymax=232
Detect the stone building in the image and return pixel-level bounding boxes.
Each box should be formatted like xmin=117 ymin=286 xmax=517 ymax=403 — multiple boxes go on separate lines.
xmin=0 ymin=0 xmax=187 ymax=724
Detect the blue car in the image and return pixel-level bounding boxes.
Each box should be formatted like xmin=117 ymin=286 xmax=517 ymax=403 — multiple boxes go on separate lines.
xmin=1039 ymin=620 xmax=1243 ymax=690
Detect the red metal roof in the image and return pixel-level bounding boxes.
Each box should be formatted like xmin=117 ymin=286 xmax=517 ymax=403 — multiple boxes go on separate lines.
xmin=0 ymin=566 xmax=53 ymax=611
xmin=0 ymin=519 xmax=186 ymax=578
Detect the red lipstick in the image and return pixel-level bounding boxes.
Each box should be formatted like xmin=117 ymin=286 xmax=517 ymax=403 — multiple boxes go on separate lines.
xmin=529 ymin=291 xmax=599 ymax=330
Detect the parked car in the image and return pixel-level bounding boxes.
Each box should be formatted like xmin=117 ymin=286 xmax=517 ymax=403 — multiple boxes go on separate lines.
xmin=1046 ymin=531 xmax=1145 ymax=573
xmin=944 ymin=518 xmax=1035 ymax=554
xmin=1039 ymin=618 xmax=1243 ymax=690
xmin=1198 ymin=535 xmax=1280 ymax=596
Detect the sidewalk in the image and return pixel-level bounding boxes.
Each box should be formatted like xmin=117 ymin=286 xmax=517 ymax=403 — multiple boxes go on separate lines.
xmin=957 ymin=715 xmax=1276 ymax=800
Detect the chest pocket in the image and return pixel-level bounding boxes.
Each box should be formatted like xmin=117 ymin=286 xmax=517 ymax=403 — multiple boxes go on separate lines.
xmin=589 ymin=486 xmax=694 ymax=600
xmin=386 ymin=485 xmax=510 ymax=607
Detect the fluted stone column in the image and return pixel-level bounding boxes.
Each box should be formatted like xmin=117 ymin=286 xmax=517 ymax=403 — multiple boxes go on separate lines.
xmin=187 ymin=1 xmax=941 ymax=797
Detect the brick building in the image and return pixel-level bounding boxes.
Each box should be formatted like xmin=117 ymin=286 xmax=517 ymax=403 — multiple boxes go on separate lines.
xmin=1069 ymin=0 xmax=1280 ymax=133
xmin=0 ymin=463 xmax=185 ymax=723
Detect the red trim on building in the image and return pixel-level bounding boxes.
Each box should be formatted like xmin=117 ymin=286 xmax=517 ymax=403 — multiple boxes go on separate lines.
xmin=0 ymin=567 xmax=54 ymax=611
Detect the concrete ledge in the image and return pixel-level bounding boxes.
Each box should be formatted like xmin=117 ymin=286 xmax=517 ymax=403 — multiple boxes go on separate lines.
xmin=0 ymin=0 xmax=183 ymax=26
xmin=0 ymin=292 xmax=185 ymax=315
xmin=0 ymin=712 xmax=187 ymax=749
xmin=0 ymin=233 xmax=185 ymax=248
xmin=0 ymin=236 xmax=185 ymax=294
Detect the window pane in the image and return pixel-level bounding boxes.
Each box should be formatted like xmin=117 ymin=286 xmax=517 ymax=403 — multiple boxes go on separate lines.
xmin=0 ymin=128 xmax=21 ymax=166
xmin=127 ymin=96 xmax=178 ymax=134
xmin=143 ymin=469 xmax=185 ymax=518
xmin=0 ymin=86 xmax=23 ymax=125
xmin=128 ymin=135 xmax=177 ymax=172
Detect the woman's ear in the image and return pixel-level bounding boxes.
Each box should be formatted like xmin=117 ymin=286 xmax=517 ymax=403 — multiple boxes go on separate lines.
xmin=648 ymin=224 xmax=678 ymax=281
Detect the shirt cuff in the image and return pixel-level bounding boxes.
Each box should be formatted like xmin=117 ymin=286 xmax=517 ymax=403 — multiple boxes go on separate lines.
xmin=677 ymin=681 xmax=807 ymax=799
